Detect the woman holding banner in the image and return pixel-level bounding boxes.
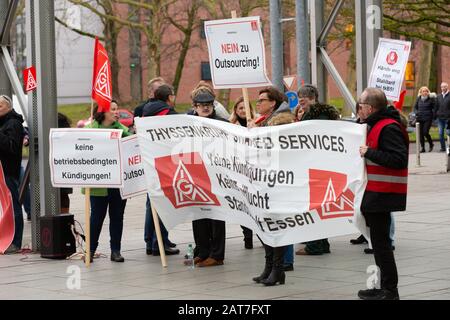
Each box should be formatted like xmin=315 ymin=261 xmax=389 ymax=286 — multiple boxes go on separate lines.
xmin=250 ymin=86 xmax=290 ymax=286
xmin=83 ymin=100 xmax=132 ymax=263
xmin=189 ymin=87 xmax=228 ymax=267
xmin=229 ymin=96 xmax=255 ymax=250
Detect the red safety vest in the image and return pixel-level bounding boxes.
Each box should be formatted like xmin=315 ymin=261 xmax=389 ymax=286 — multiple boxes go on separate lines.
xmin=366 ymin=118 xmax=408 ymax=194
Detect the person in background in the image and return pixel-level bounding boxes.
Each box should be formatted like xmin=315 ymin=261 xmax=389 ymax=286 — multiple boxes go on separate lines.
xmin=133 ymin=77 xmax=165 ymax=118
xmin=141 ymin=84 xmax=179 ymax=256
xmin=436 ymin=82 xmax=450 ymax=152
xmin=83 ymin=100 xmax=132 ymax=263
xmin=58 ymin=113 xmax=73 ymax=214
xmin=0 ymin=94 xmax=25 ymax=254
xmin=229 ymin=96 xmax=255 ymax=249
xmin=250 ymin=86 xmax=289 ymax=286
xmin=19 ymin=127 xmax=31 ymax=221
xmin=295 ymin=85 xmax=338 ymax=256
xmin=413 ymin=86 xmax=436 ymax=153
xmin=191 ymin=81 xmax=230 ymax=120
xmin=189 ymin=87 xmax=227 ymax=267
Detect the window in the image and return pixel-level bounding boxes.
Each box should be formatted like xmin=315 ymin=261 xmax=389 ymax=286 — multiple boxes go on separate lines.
xmin=201 ymin=62 xmax=212 ymax=80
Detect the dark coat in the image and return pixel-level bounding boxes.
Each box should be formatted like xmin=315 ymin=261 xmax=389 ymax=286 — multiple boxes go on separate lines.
xmin=436 ymin=92 xmax=450 ymax=120
xmin=142 ymin=99 xmax=177 ymax=117
xmin=189 ymin=109 xmax=229 ymax=123
xmin=362 ymin=107 xmax=409 ymax=213
xmin=133 ymin=99 xmax=151 ymax=117
xmin=0 ymin=109 xmax=24 ymax=179
xmin=414 ymin=96 xmax=436 ymax=121
xmin=302 ymin=103 xmax=340 ymax=121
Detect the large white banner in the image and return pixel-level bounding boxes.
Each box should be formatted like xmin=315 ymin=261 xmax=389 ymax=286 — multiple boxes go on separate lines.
xmin=120 ymin=135 xmax=147 ymax=199
xmin=49 ymin=128 xmax=124 ymax=188
xmin=135 ymin=116 xmax=368 ymax=247
xmin=368 ymin=38 xmax=411 ymax=101
xmin=204 ymin=16 xmax=271 ymax=89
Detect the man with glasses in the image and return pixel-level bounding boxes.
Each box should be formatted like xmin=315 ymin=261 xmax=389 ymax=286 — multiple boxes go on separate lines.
xmin=0 ymin=94 xmax=25 ymax=254
xmin=356 ymin=88 xmax=409 ymax=300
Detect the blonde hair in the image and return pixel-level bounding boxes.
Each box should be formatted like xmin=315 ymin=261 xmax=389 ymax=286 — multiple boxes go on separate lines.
xmin=147 ymin=77 xmax=165 ymax=88
xmin=418 ymin=86 xmax=430 ymax=96
xmin=229 ymin=96 xmax=255 ymax=124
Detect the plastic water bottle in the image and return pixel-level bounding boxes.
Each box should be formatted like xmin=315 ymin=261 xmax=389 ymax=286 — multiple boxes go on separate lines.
xmin=186 ymin=244 xmax=195 ymax=269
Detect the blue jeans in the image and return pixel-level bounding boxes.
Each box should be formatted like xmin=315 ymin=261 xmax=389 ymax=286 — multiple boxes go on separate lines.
xmin=438 ymin=118 xmax=450 ymax=150
xmin=144 ymin=195 xmax=170 ymax=251
xmin=5 ymin=177 xmax=23 ymax=248
xmin=284 ymin=244 xmax=294 ymax=264
xmin=90 ymin=189 xmax=126 ymax=253
xmin=19 ymin=166 xmax=31 ymax=217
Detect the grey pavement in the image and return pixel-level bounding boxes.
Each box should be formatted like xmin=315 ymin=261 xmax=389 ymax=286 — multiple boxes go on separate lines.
xmin=1 ymin=146 xmax=449 ymax=300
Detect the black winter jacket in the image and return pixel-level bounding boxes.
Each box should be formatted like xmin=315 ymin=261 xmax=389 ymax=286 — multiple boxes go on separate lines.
xmin=0 ymin=109 xmax=24 ymax=179
xmin=361 ymin=107 xmax=409 ymax=213
xmin=414 ymin=96 xmax=436 ymax=121
xmin=142 ymin=99 xmax=177 ymax=117
xmin=436 ymin=92 xmax=450 ymax=120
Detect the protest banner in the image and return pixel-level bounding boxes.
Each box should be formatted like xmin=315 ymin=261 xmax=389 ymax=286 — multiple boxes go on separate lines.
xmin=368 ymin=38 xmax=411 ymax=101
xmin=204 ymin=16 xmax=271 ymax=90
xmin=0 ymin=163 xmax=14 ymax=254
xmin=49 ymin=128 xmax=123 ymax=188
xmin=135 ymin=115 xmax=368 ymax=247
xmin=120 ymin=135 xmax=147 ymax=199
xmin=49 ymin=128 xmax=123 ymax=267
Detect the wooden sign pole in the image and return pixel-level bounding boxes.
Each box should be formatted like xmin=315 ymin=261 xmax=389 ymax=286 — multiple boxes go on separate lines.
xmin=231 ymin=10 xmax=253 ymax=122
xmin=150 ymin=201 xmax=168 ymax=267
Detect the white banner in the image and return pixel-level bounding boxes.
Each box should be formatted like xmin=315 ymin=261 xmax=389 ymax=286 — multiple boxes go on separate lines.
xmin=120 ymin=135 xmax=147 ymax=199
xmin=204 ymin=16 xmax=271 ymax=89
xmin=368 ymin=38 xmax=411 ymax=101
xmin=49 ymin=128 xmax=124 ymax=188
xmin=135 ymin=115 xmax=368 ymax=247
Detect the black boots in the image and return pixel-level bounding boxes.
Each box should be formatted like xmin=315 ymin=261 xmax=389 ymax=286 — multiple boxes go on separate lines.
xmin=111 ymin=251 xmax=125 ymax=262
xmin=244 ymin=238 xmax=253 ymax=249
xmin=261 ymin=265 xmax=286 ymax=286
xmin=253 ymin=253 xmax=273 ymax=283
xmin=258 ymin=245 xmax=286 ymax=286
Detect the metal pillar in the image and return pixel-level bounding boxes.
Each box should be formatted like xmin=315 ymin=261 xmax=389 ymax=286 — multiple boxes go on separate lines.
xmin=356 ymin=0 xmax=383 ymax=96
xmin=26 ymin=0 xmax=60 ymax=250
xmin=296 ymin=0 xmax=310 ymax=88
xmin=0 ymin=0 xmax=14 ymax=98
xmin=269 ymin=0 xmax=283 ymax=91
xmin=309 ymin=0 xmax=327 ymax=102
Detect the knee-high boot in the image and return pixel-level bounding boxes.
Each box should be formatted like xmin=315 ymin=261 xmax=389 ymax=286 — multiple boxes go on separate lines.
xmin=261 ymin=246 xmax=286 ymax=286
xmin=252 ymin=244 xmax=274 ymax=283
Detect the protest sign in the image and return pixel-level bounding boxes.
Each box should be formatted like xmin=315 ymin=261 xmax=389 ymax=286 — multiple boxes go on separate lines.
xmin=49 ymin=128 xmax=123 ymax=188
xmin=368 ymin=38 xmax=411 ymax=101
xmin=0 ymin=163 xmax=14 ymax=254
xmin=135 ymin=115 xmax=367 ymax=247
xmin=120 ymin=135 xmax=147 ymax=199
xmin=204 ymin=16 xmax=271 ymax=89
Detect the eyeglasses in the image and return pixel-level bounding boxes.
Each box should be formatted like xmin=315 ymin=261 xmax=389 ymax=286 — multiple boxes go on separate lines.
xmin=256 ymin=98 xmax=270 ymax=104
xmin=195 ymin=103 xmax=213 ymax=108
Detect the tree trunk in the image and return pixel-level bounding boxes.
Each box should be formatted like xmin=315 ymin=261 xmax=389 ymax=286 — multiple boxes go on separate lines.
xmin=104 ymin=20 xmax=120 ymax=101
xmin=417 ymin=41 xmax=433 ymax=90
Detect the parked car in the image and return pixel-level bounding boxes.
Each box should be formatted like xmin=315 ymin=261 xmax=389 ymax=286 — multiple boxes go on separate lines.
xmin=76 ymin=108 xmax=134 ymax=129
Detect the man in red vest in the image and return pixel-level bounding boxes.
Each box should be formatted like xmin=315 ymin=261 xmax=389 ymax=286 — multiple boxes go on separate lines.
xmin=357 ymin=88 xmax=409 ymax=300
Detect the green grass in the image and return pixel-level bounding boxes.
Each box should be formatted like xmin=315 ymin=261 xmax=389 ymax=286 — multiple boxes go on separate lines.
xmin=58 ymin=103 xmax=91 ymax=126
xmin=408 ymin=126 xmax=439 ymax=143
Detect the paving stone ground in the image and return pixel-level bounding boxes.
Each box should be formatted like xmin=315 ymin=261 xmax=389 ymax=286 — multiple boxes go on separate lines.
xmin=1 ymin=145 xmax=449 ymax=300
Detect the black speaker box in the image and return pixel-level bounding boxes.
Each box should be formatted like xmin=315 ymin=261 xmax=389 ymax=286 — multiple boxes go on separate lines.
xmin=40 ymin=214 xmax=76 ymax=259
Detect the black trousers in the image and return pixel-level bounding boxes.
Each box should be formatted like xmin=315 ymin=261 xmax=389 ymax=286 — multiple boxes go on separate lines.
xmin=418 ymin=119 xmax=433 ymax=149
xmin=363 ymin=211 xmax=398 ymax=291
xmin=192 ymin=218 xmax=225 ymax=260
xmin=241 ymin=226 xmax=252 ymax=240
